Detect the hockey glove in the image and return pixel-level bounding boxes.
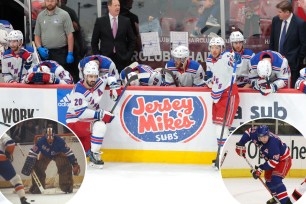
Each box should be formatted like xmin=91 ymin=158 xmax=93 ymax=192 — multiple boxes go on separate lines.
xmin=259 ymin=83 xmax=277 ymax=96
xmin=109 ymin=83 xmax=122 ymax=101
xmin=37 ymin=47 xmax=49 ymax=59
xmin=19 ymin=49 xmax=33 ymax=70
xmin=5 ymin=150 xmax=13 ymax=162
xmin=252 ymin=78 xmax=266 ymax=91
xmin=72 ymin=163 xmax=80 ymax=175
xmin=251 ymin=165 xmax=262 ymax=179
xmin=298 ymin=81 xmax=306 ymax=93
xmin=66 ymin=52 xmax=74 ymax=64
xmin=204 ymin=78 xmax=213 ymax=88
xmin=99 ymin=110 xmax=115 ymax=123
xmin=235 ymin=142 xmax=246 ymax=158
xmin=27 ymin=72 xmax=55 ymax=84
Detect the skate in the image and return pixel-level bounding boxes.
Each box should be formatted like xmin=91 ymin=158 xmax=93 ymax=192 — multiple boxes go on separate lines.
xmin=89 ymin=151 xmax=104 ymax=169
xmin=20 ymin=197 xmax=30 ymax=204
xmin=266 ymin=197 xmax=277 ymax=204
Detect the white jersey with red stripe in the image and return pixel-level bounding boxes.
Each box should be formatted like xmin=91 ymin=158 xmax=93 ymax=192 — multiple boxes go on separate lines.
xmin=249 ymin=50 xmax=291 ymax=89
xmin=66 ymin=76 xmax=108 ymax=123
xmin=165 ymin=59 xmax=205 ymax=87
xmin=78 ymin=55 xmax=119 ymax=81
xmin=0 ymin=134 xmax=15 ymax=161
xmin=206 ymin=51 xmax=236 ymax=103
xmin=295 ymin=68 xmax=306 ymax=90
xmin=289 ymin=177 xmax=306 ymax=203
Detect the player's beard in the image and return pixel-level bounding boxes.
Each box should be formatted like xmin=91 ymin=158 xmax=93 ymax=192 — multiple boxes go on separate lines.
xmin=85 ymin=79 xmax=96 ymax=88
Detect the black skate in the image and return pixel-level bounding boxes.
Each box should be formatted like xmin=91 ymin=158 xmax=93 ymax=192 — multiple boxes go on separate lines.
xmin=89 ymin=151 xmax=104 ymax=169
xmin=20 ymin=197 xmax=30 ymax=204
xmin=266 ymin=197 xmax=277 ymax=204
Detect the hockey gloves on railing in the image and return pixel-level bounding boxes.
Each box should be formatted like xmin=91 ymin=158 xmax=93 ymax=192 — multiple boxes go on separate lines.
xmin=66 ymin=52 xmax=74 ymax=64
xmin=250 ymin=165 xmax=262 ymax=179
xmin=37 ymin=47 xmax=49 ymax=60
xmin=19 ymin=49 xmax=33 ymax=70
xmin=72 ymin=163 xmax=80 ymax=175
xmin=98 ymin=110 xmax=114 ymax=123
xmin=26 ymin=72 xmax=56 ymax=84
xmin=259 ymin=83 xmax=277 ymax=96
xmin=235 ymin=142 xmax=246 ymax=158
xmin=252 ymin=79 xmax=277 ymax=96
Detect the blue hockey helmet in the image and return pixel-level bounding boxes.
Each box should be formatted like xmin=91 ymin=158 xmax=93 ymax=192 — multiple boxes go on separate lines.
xmin=257 ymin=125 xmax=269 ymax=137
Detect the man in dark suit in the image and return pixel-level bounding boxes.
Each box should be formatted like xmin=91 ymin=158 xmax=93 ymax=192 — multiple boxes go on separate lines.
xmin=91 ymin=0 xmax=136 ymax=73
xmin=269 ymin=0 xmax=306 ymax=88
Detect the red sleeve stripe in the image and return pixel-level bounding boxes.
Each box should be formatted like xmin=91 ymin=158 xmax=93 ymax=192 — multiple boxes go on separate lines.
xmin=268 ymin=159 xmax=279 ymax=168
xmin=280 ymin=147 xmax=290 ymax=161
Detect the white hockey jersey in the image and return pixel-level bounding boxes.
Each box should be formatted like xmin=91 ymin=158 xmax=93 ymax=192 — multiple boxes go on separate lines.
xmin=206 ymin=51 xmax=236 ymax=103
xmin=295 ymin=68 xmax=306 ymax=90
xmin=66 ymin=76 xmax=109 ymax=123
xmin=249 ymin=50 xmax=291 ymax=90
xmin=0 ymin=133 xmax=15 ymax=161
xmin=120 ymin=64 xmax=154 ymax=86
xmin=165 ymin=59 xmax=205 ymax=87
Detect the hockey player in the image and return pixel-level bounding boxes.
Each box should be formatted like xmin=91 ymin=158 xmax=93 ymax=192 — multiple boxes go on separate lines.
xmin=2 ymin=30 xmax=35 ymax=83
xmin=235 ymin=125 xmax=292 ymax=204
xmin=228 ymin=31 xmax=254 ymax=87
xmin=0 ymin=133 xmax=30 ymax=204
xmin=294 ymin=68 xmax=306 ymax=93
xmin=66 ymin=61 xmax=121 ymax=168
xmin=286 ymin=176 xmax=306 ymax=203
xmin=23 ymin=60 xmax=74 ymax=84
xmin=78 ymin=55 xmax=119 ymax=81
xmin=165 ymin=45 xmax=206 ymax=87
xmin=0 ymin=29 xmax=8 ymax=69
xmin=205 ymin=36 xmax=240 ymax=154
xmin=21 ymin=127 xmax=81 ymax=194
xmin=249 ymin=50 xmax=291 ymax=95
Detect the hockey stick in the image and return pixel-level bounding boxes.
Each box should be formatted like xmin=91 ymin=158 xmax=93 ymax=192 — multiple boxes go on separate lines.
xmin=243 ymin=154 xmax=281 ymax=204
xmin=220 ymin=150 xmax=228 ymax=168
xmin=32 ymin=41 xmax=41 ymax=63
xmin=17 ymin=143 xmax=45 ymax=194
xmin=214 ymin=54 xmax=238 ymax=170
xmin=110 ymin=72 xmax=150 ymax=113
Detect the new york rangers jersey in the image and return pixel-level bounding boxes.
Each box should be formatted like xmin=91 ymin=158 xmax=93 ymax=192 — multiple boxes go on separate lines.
xmin=165 ymin=59 xmax=205 ymax=87
xmin=120 ymin=64 xmax=154 ymax=86
xmin=295 ymin=68 xmax=306 ymax=90
xmin=226 ymin=49 xmax=254 ymax=87
xmin=2 ymin=47 xmax=36 ymax=83
xmin=78 ymin=55 xmax=119 ymax=81
xmin=66 ymin=76 xmax=108 ymax=123
xmin=249 ymin=50 xmax=291 ymax=89
xmin=206 ymin=51 xmax=237 ymax=103
xmin=26 ymin=60 xmax=73 ymax=84
xmin=0 ymin=134 xmax=15 ymax=161
xmin=29 ymin=135 xmax=78 ymax=165
xmin=238 ymin=127 xmax=290 ymax=170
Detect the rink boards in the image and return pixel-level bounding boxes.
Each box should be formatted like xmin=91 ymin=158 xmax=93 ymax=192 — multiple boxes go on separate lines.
xmin=0 ymin=84 xmax=306 ymax=170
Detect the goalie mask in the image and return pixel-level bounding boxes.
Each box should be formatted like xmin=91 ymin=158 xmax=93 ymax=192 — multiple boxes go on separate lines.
xmin=257 ymin=60 xmax=272 ymax=78
xmin=46 ymin=127 xmax=54 ymax=145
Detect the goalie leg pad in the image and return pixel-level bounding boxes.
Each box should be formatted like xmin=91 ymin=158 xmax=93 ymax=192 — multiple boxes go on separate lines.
xmin=29 ymin=156 xmax=50 ymax=194
xmin=21 ymin=156 xmax=37 ymax=176
xmin=54 ymin=155 xmax=73 ymax=193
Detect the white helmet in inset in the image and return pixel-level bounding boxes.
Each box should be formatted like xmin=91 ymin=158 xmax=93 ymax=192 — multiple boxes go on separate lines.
xmin=0 ymin=29 xmax=8 ymax=44
xmin=229 ymin=31 xmax=244 ymax=43
xmin=209 ymin=37 xmax=225 ymax=51
xmin=7 ymin=30 xmax=23 ymax=42
xmin=257 ymin=60 xmax=272 ymax=78
xmin=83 ymin=61 xmax=99 ymax=76
xmin=171 ymin=45 xmax=189 ymax=59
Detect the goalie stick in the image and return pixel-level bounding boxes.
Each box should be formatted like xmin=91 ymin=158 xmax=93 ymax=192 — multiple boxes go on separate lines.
xmin=220 ymin=150 xmax=228 ymax=168
xmin=243 ymin=154 xmax=281 ymax=204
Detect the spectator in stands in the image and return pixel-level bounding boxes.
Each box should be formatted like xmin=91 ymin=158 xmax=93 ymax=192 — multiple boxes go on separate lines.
xmin=269 ymin=0 xmax=306 ymax=87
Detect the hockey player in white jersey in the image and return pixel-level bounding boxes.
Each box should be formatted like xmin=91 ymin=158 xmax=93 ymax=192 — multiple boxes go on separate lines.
xmin=249 ymin=50 xmax=291 ymax=95
xmin=0 ymin=20 xmax=13 ymax=66
xmin=2 ymin=30 xmax=35 ymax=83
xmin=295 ymin=68 xmax=306 ymax=93
xmin=78 ymin=55 xmax=119 ymax=81
xmin=205 ymin=36 xmax=240 ymax=158
xmin=24 ymin=60 xmax=73 ymax=84
xmin=66 ymin=61 xmax=121 ymax=168
xmin=286 ymin=177 xmax=306 ymax=203
xmin=228 ymin=31 xmax=254 ymax=87
xmin=0 ymin=133 xmax=30 ymax=204
xmin=165 ymin=45 xmax=205 ymax=87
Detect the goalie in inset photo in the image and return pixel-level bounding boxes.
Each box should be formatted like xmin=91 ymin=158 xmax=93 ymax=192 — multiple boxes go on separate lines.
xmin=0 ymin=118 xmax=86 ymax=204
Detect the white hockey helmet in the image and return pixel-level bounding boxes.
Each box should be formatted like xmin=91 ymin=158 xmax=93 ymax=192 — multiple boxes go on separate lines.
xmin=83 ymin=61 xmax=99 ymax=76
xmin=0 ymin=29 xmax=8 ymax=44
xmin=39 ymin=65 xmax=51 ymax=73
xmin=257 ymin=60 xmax=272 ymax=78
xmin=229 ymin=31 xmax=244 ymax=43
xmin=127 ymin=72 xmax=140 ymax=86
xmin=171 ymin=45 xmax=190 ymax=59
xmin=7 ymin=30 xmax=23 ymax=42
xmin=209 ymin=37 xmax=225 ymax=51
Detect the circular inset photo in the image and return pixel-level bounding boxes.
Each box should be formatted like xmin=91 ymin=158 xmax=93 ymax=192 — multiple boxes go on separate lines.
xmin=0 ymin=118 xmax=86 ymax=204
xmin=220 ymin=118 xmax=306 ymax=204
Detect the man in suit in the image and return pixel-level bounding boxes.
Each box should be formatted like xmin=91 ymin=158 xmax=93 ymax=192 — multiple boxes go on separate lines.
xmin=269 ymin=0 xmax=306 ymax=88
xmin=91 ymin=0 xmax=136 ymax=73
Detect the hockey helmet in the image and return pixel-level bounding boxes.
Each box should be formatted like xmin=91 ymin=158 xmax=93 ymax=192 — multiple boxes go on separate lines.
xmin=257 ymin=60 xmax=272 ymax=78
xmin=83 ymin=61 xmax=99 ymax=76
xmin=127 ymin=72 xmax=140 ymax=86
xmin=7 ymin=30 xmax=23 ymax=42
xmin=209 ymin=37 xmax=225 ymax=51
xmin=0 ymin=29 xmax=8 ymax=44
xmin=39 ymin=65 xmax=51 ymax=73
xmin=229 ymin=31 xmax=245 ymax=43
xmin=257 ymin=125 xmax=269 ymax=137
xmin=171 ymin=45 xmax=189 ymax=59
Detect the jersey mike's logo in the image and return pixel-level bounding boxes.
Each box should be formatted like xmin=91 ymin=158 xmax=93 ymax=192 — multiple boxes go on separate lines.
xmin=120 ymin=95 xmax=207 ymax=143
